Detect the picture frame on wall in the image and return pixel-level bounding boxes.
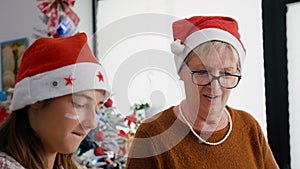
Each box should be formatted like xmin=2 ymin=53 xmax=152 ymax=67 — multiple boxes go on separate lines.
xmin=0 ymin=38 xmax=28 ymax=91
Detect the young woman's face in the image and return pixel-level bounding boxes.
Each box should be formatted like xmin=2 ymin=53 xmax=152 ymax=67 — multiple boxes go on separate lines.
xmin=28 ymin=90 xmax=105 ymax=154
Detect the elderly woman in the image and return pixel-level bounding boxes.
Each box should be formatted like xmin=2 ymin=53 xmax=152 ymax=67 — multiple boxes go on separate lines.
xmin=0 ymin=33 xmax=111 ymax=169
xmin=125 ymin=16 xmax=279 ymax=168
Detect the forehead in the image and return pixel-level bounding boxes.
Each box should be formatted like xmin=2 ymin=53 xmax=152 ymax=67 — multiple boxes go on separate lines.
xmin=186 ymin=42 xmax=238 ymax=69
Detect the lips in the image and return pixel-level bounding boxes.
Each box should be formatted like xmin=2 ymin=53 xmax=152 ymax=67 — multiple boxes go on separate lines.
xmin=72 ymin=131 xmax=85 ymax=137
xmin=204 ymin=94 xmax=219 ymax=99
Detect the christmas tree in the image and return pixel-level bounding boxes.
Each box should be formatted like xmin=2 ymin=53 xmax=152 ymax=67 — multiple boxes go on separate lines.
xmin=75 ymin=98 xmax=149 ymax=169
xmin=0 ymin=90 xmax=13 ymax=124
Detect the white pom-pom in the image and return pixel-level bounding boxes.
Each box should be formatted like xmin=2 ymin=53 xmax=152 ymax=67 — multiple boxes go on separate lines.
xmin=170 ymin=39 xmax=185 ymax=55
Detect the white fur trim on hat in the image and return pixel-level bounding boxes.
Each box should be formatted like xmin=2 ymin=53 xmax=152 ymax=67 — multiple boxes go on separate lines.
xmin=171 ymin=28 xmax=246 ymax=72
xmin=10 ymin=62 xmax=111 ymax=111
xmin=170 ymin=39 xmax=185 ymax=55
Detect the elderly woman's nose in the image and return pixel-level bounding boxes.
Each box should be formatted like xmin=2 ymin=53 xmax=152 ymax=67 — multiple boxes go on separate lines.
xmin=210 ymin=78 xmax=221 ymax=89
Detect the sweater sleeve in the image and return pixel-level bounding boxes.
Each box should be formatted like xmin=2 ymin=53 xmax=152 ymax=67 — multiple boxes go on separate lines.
xmin=257 ymin=124 xmax=279 ymax=169
xmin=125 ymin=152 xmax=158 ymax=169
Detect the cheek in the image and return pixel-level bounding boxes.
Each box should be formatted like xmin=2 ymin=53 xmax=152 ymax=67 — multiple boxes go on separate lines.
xmin=56 ymin=111 xmax=80 ymax=129
xmin=43 ymin=108 xmax=79 ymax=135
xmin=185 ymin=83 xmax=201 ymax=99
xmin=44 ymin=119 xmax=79 ymax=143
xmin=197 ymin=86 xmax=208 ymax=97
xmin=221 ymin=89 xmax=231 ymax=101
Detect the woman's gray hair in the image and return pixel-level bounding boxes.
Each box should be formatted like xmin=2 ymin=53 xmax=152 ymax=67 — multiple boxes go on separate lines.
xmin=184 ymin=40 xmax=241 ymax=72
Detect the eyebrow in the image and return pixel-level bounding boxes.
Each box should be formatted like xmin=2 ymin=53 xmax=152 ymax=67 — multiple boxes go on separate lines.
xmin=73 ymin=94 xmax=104 ymax=105
xmin=195 ymin=63 xmax=236 ymax=70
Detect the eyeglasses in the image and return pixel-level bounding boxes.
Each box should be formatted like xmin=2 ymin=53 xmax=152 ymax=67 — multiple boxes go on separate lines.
xmin=190 ymin=70 xmax=242 ymax=89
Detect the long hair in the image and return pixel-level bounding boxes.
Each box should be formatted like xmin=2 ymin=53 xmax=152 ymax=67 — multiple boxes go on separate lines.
xmin=0 ymin=107 xmax=78 ymax=169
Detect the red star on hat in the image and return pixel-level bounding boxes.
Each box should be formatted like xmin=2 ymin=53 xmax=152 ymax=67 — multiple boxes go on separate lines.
xmin=97 ymin=71 xmax=104 ymax=82
xmin=64 ymin=74 xmax=75 ymax=86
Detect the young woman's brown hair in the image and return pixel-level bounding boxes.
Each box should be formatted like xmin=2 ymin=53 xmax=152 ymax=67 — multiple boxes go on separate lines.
xmin=0 ymin=106 xmax=78 ymax=169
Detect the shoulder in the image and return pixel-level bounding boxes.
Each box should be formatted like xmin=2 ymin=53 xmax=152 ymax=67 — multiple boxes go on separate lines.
xmin=227 ymin=106 xmax=268 ymax=146
xmin=135 ymin=107 xmax=176 ymax=137
xmin=0 ymin=152 xmax=25 ymax=169
xmin=227 ymin=106 xmax=262 ymax=132
xmin=227 ymin=106 xmax=259 ymax=123
xmin=142 ymin=107 xmax=174 ymax=124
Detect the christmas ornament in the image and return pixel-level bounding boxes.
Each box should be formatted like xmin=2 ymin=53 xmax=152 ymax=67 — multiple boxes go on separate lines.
xmin=94 ymin=146 xmax=105 ymax=156
xmin=0 ymin=107 xmax=10 ymax=123
xmin=118 ymin=130 xmax=128 ymax=139
xmin=0 ymin=91 xmax=8 ymax=102
xmin=94 ymin=131 xmax=105 ymax=141
xmin=0 ymin=91 xmax=12 ymax=124
xmin=37 ymin=0 xmax=80 ymax=37
xmin=124 ymin=111 xmax=137 ymax=127
xmin=104 ymin=98 xmax=113 ymax=108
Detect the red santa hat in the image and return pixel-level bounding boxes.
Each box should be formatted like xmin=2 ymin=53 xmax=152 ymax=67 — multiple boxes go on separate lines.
xmin=170 ymin=16 xmax=246 ymax=72
xmin=10 ymin=33 xmax=111 ymax=111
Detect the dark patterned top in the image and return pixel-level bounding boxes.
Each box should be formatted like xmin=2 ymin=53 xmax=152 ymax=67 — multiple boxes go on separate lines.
xmin=0 ymin=152 xmax=25 ymax=169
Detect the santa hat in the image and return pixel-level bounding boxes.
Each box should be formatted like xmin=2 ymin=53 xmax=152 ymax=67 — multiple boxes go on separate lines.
xmin=10 ymin=33 xmax=111 ymax=111
xmin=170 ymin=16 xmax=246 ymax=72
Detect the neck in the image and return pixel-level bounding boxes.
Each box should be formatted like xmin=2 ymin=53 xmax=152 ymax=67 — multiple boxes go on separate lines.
xmin=175 ymin=102 xmax=233 ymax=146
xmin=175 ymin=101 xmax=228 ymax=132
xmin=46 ymin=152 xmax=57 ymax=169
xmin=201 ymin=112 xmax=228 ymax=132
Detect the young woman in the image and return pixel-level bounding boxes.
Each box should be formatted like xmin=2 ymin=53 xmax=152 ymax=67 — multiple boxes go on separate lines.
xmin=0 ymin=33 xmax=111 ymax=169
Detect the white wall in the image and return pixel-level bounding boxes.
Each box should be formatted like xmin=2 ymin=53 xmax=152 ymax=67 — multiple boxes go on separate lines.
xmin=287 ymin=2 xmax=300 ymax=169
xmin=0 ymin=0 xmax=93 ymax=43
xmin=0 ymin=0 xmax=93 ymax=91
xmin=0 ymin=0 xmax=40 ymax=42
xmin=96 ymin=0 xmax=267 ymax=134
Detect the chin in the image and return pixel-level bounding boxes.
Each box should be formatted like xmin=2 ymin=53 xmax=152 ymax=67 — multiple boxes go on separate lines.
xmin=60 ymin=148 xmax=78 ymax=154
xmin=60 ymin=144 xmax=81 ymax=154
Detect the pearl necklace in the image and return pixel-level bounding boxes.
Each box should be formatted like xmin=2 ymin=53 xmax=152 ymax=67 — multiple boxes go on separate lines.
xmin=178 ymin=104 xmax=232 ymax=146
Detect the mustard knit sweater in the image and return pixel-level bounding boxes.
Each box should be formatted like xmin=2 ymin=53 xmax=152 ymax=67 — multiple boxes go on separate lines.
xmin=125 ymin=106 xmax=279 ymax=169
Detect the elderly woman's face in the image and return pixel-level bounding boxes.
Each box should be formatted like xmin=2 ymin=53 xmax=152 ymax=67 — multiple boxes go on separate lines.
xmin=181 ymin=43 xmax=239 ymax=122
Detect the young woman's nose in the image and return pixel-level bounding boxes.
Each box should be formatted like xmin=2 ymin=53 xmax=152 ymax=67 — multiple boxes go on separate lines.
xmin=81 ymin=111 xmax=97 ymax=131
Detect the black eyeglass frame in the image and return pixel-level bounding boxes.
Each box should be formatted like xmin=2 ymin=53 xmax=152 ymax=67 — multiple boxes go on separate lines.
xmin=190 ymin=70 xmax=242 ymax=89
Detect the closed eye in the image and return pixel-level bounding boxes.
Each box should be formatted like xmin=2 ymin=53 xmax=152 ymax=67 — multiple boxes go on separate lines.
xmin=193 ymin=70 xmax=208 ymax=75
xmin=72 ymin=102 xmax=85 ymax=109
xmin=219 ymin=71 xmax=236 ymax=76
